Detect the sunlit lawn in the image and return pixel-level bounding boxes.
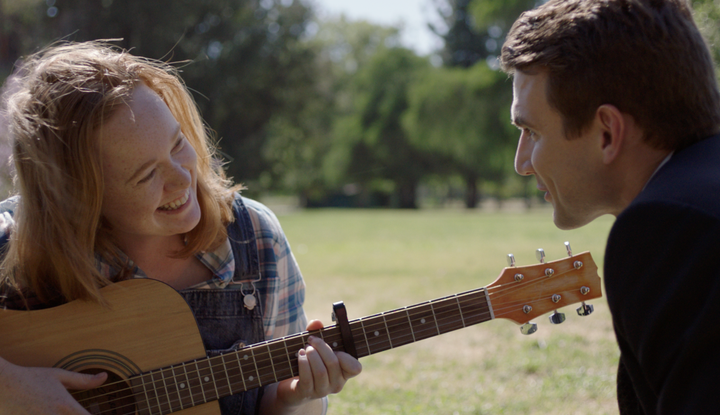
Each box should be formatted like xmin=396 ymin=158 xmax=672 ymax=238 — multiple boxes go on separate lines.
xmin=276 ymin=204 xmax=618 ymax=415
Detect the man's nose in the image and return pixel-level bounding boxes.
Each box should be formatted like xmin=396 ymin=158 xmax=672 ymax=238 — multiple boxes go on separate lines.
xmin=514 ymin=134 xmax=535 ymax=176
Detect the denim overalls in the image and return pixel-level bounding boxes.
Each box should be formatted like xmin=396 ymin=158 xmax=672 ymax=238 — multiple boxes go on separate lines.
xmin=180 ymin=197 xmax=266 ymax=415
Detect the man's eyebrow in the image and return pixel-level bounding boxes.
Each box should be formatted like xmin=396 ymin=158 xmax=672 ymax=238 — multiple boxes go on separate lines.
xmin=511 ymin=115 xmax=536 ymax=130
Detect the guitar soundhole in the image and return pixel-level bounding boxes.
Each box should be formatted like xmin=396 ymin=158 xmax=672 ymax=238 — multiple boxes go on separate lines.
xmin=72 ymin=369 xmax=136 ymax=415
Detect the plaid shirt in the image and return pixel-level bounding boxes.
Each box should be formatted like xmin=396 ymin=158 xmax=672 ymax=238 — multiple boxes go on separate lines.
xmin=0 ymin=195 xmax=308 ymax=341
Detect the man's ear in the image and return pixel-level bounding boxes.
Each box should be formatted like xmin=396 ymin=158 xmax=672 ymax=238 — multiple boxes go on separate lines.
xmin=596 ymin=104 xmax=626 ymax=165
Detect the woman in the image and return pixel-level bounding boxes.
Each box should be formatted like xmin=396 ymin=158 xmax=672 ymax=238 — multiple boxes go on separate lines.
xmin=0 ymin=41 xmax=361 ymax=414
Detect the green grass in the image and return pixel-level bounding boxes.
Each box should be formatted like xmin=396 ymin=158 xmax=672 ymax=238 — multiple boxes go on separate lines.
xmin=276 ymin=206 xmax=618 ymax=415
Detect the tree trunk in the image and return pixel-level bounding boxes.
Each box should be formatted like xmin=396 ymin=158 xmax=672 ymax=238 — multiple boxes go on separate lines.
xmin=465 ymin=176 xmax=478 ymax=209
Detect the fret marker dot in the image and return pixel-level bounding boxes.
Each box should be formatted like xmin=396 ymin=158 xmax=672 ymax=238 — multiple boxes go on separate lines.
xmin=249 ymin=376 xmax=254 ymax=381
xmin=244 ymin=355 xmax=249 ymax=360
xmin=374 ymin=331 xmax=380 ymax=337
xmin=180 ymin=383 xmax=186 ymax=389
xmin=421 ymin=318 xmax=426 ymax=324
xmin=332 ymin=342 xmax=338 ymax=348
xmin=204 ymin=377 xmax=210 ymax=382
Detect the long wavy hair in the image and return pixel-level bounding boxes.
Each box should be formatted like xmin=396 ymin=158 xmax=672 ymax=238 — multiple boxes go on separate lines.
xmin=1 ymin=41 xmax=239 ymax=305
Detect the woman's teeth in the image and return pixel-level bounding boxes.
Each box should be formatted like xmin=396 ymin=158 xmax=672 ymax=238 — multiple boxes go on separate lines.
xmin=159 ymin=190 xmax=189 ymax=211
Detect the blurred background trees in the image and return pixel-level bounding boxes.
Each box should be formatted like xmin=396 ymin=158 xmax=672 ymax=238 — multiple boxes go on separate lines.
xmin=2 ymin=0 xmax=718 ymax=208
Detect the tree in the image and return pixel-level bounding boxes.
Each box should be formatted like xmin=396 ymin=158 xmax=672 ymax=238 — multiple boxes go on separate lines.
xmin=403 ymin=63 xmax=516 ymax=208
xmin=329 ymin=46 xmax=431 ymax=208
xmin=261 ymin=17 xmax=403 ymax=206
xmin=1 ymin=0 xmax=318 ymax=193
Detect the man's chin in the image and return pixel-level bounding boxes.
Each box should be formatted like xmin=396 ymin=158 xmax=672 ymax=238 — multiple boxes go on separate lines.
xmin=552 ymin=209 xmax=594 ymax=230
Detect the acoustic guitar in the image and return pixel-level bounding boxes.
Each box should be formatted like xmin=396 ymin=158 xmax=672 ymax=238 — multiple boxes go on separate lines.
xmin=0 ymin=249 xmax=601 ymax=415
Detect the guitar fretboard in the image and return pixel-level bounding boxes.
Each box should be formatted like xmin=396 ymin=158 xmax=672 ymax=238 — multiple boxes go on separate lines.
xmin=75 ymin=287 xmax=493 ymax=414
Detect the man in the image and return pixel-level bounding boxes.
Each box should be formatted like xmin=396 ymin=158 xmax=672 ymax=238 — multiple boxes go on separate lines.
xmin=500 ymin=0 xmax=720 ymax=413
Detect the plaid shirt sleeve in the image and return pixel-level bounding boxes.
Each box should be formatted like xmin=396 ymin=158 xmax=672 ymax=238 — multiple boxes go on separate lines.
xmin=242 ymin=197 xmax=308 ymax=340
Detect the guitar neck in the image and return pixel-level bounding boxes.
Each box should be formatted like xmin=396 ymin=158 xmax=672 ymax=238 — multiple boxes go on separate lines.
xmin=125 ymin=287 xmax=492 ymax=413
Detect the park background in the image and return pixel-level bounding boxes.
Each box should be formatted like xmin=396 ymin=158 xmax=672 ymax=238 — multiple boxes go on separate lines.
xmin=2 ymin=1 xmax=720 ymax=413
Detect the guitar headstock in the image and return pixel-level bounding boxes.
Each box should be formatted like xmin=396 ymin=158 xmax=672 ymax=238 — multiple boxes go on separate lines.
xmin=486 ymin=248 xmax=601 ymax=331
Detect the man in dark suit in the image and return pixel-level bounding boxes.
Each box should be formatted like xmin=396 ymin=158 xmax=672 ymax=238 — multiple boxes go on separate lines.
xmin=500 ymin=0 xmax=720 ymax=413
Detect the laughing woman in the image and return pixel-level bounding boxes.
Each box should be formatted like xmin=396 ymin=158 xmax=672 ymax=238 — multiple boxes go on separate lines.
xmin=0 ymin=41 xmax=360 ymax=415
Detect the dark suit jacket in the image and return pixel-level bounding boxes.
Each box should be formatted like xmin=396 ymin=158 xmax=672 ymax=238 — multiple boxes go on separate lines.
xmin=605 ymin=134 xmax=720 ymax=414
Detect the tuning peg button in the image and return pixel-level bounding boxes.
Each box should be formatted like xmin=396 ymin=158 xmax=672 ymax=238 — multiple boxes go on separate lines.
xmin=536 ymin=248 xmax=545 ymax=263
xmin=507 ymin=254 xmax=516 ymax=267
xmin=577 ymin=303 xmax=594 ymax=316
xmin=549 ymin=311 xmax=566 ymax=324
xmin=564 ymin=241 xmax=572 ymax=256
xmin=520 ymin=322 xmax=538 ymax=335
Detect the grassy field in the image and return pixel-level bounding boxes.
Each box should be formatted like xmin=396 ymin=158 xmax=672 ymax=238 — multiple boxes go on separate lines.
xmin=276 ymin=206 xmax=618 ymax=415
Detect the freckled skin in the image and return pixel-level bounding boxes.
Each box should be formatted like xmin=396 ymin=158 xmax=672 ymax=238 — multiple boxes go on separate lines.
xmin=99 ymin=84 xmax=202 ymax=250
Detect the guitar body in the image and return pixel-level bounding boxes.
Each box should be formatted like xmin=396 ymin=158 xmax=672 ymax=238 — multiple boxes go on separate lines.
xmin=0 ymin=279 xmax=220 ymax=415
xmin=0 ymin=251 xmax=602 ymax=414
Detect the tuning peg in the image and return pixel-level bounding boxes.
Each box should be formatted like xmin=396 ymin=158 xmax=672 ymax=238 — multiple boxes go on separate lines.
xmin=564 ymin=241 xmax=572 ymax=256
xmin=536 ymin=248 xmax=545 ymax=263
xmin=549 ymin=311 xmax=566 ymax=324
xmin=520 ymin=322 xmax=538 ymax=335
xmin=576 ymin=303 xmax=594 ymax=316
xmin=507 ymin=253 xmax=516 ymax=267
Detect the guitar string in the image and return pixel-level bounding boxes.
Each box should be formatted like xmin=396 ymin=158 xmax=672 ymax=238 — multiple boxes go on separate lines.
xmin=74 ymin=267 xmax=558 ymax=404
xmin=77 ymin=287 xmax=571 ymax=415
xmin=72 ymin=281 xmax=549 ymax=412
xmin=72 ymin=291 xmax=559 ymax=414
xmin=72 ymin=292 xmax=496 ymax=413
xmin=71 ymin=300 xmax=484 ymax=414
xmin=72 ymin=273 xmax=584 ymax=413
xmin=71 ymin=285 xmax=494 ymax=405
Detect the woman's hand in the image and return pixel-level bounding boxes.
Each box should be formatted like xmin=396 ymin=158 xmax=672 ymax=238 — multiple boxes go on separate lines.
xmin=0 ymin=357 xmax=107 ymax=415
xmin=261 ymin=319 xmax=363 ymax=414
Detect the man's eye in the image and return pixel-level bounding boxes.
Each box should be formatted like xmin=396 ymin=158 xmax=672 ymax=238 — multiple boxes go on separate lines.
xmin=524 ymin=128 xmax=537 ymax=139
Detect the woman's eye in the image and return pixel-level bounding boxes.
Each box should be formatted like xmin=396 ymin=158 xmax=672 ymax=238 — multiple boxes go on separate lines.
xmin=524 ymin=128 xmax=537 ymax=140
xmin=172 ymin=136 xmax=186 ymax=153
xmin=138 ymin=170 xmax=155 ymax=184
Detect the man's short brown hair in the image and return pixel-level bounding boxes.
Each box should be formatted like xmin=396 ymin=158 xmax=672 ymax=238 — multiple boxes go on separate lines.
xmin=501 ymin=0 xmax=720 ymax=150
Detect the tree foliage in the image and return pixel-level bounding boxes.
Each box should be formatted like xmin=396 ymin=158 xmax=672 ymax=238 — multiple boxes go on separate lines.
xmin=403 ymin=63 xmax=515 ymax=207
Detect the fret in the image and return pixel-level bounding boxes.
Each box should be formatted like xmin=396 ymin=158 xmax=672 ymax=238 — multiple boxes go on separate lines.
xmin=250 ymin=347 xmax=263 ymax=386
xmin=433 ymin=298 xmax=465 ymax=334
xmin=358 ymin=318 xmax=371 ymax=356
xmin=147 ymin=370 xmax=166 ymax=414
xmin=362 ymin=315 xmax=390 ymax=354
xmin=454 ymin=296 xmax=467 ymax=328
xmin=266 ymin=343 xmax=279 ymax=383
xmin=194 ymin=359 xmax=209 ymax=403
xmin=381 ymin=313 xmax=393 ymax=349
xmin=282 ymin=339 xmax=295 ymax=378
xmin=184 ymin=360 xmax=203 ymax=406
xmin=179 ymin=362 xmax=195 ymax=407
xmin=130 ymin=374 xmax=153 ymax=415
xmin=158 ymin=367 xmax=175 ymax=413
xmin=170 ymin=364 xmax=186 ymax=411
xmin=219 ymin=354 xmax=234 ymax=396
xmin=406 ymin=303 xmax=441 ymax=341
xmin=235 ymin=347 xmax=261 ymax=389
xmin=457 ymin=290 xmax=492 ymax=326
xmin=404 ymin=308 xmax=417 ymax=342
xmin=429 ymin=302 xmax=441 ymax=335
xmin=383 ymin=310 xmax=414 ymax=348
xmin=234 ymin=352 xmax=248 ymax=392
xmin=207 ymin=359 xmax=221 ymax=401
xmin=283 ymin=335 xmax=306 ymax=377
